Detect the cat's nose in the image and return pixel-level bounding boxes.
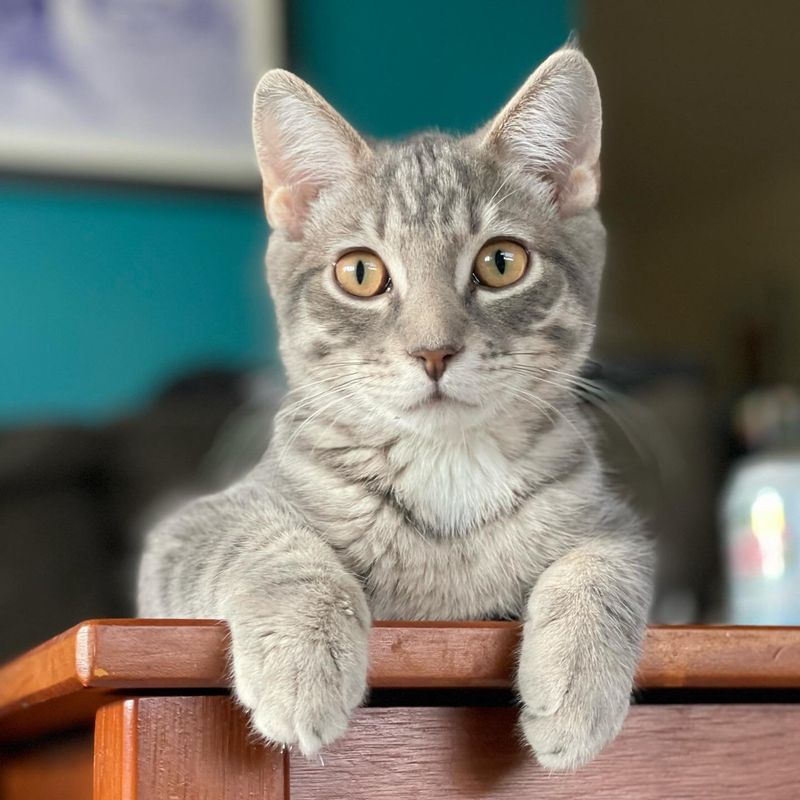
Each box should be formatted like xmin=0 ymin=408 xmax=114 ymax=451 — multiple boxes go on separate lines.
xmin=410 ymin=347 xmax=460 ymax=381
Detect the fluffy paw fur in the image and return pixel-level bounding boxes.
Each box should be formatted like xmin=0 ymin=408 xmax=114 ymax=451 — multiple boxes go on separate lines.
xmin=517 ymin=548 xmax=642 ymax=771
xmin=518 ymin=618 xmax=632 ymax=771
xmin=227 ymin=589 xmax=370 ymax=755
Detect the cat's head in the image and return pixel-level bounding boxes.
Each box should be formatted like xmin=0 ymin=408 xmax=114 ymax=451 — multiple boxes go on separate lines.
xmin=253 ymin=47 xmax=605 ymax=438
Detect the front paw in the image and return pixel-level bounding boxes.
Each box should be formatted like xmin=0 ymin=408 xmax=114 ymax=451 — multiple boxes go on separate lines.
xmin=518 ymin=615 xmax=634 ymax=771
xmin=227 ymin=593 xmax=370 ymax=756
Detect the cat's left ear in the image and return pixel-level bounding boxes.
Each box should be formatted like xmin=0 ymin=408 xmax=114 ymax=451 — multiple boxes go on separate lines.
xmin=481 ymin=48 xmax=602 ymax=215
xmin=253 ymin=70 xmax=371 ymax=237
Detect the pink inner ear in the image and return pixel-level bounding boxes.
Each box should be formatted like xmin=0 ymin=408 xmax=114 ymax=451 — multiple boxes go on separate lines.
xmin=558 ymin=161 xmax=601 ymax=216
xmin=265 ymin=183 xmax=320 ymax=238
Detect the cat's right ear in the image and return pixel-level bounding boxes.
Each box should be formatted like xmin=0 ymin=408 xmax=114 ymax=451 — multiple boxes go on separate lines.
xmin=480 ymin=48 xmax=602 ymax=216
xmin=253 ymin=70 xmax=370 ymax=238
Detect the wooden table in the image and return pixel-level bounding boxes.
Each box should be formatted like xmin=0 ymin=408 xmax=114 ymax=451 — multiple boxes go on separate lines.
xmin=1 ymin=621 xmax=800 ymax=799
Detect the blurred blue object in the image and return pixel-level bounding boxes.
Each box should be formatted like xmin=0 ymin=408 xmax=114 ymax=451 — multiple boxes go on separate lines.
xmin=722 ymin=454 xmax=800 ymax=624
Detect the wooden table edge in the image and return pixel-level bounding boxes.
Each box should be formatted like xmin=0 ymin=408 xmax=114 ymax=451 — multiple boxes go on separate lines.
xmin=2 ymin=621 xmax=800 ymax=742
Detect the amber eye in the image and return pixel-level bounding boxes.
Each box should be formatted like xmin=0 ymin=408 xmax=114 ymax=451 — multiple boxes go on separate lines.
xmin=473 ymin=240 xmax=529 ymax=288
xmin=334 ymin=250 xmax=390 ymax=298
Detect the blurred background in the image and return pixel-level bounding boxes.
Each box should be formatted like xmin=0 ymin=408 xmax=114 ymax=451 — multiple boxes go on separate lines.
xmin=3 ymin=0 xmax=800 ymax=661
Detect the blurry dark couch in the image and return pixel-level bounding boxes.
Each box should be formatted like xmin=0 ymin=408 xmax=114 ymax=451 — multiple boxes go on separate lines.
xmin=0 ymin=369 xmax=277 ymax=662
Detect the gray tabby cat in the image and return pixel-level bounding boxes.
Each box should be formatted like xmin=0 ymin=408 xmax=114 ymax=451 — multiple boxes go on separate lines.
xmin=138 ymin=46 xmax=653 ymax=771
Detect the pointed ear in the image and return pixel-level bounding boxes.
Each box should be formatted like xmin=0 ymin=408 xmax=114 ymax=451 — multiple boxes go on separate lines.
xmin=481 ymin=48 xmax=602 ymax=215
xmin=252 ymin=70 xmax=370 ymax=237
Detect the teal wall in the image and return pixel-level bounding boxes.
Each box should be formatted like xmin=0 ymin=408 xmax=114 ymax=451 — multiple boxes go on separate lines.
xmin=1 ymin=183 xmax=272 ymax=423
xmin=0 ymin=0 xmax=570 ymax=424
xmin=290 ymin=0 xmax=571 ymax=137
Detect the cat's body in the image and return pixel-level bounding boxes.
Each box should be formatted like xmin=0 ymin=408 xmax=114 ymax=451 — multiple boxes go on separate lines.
xmin=139 ymin=49 xmax=653 ymax=771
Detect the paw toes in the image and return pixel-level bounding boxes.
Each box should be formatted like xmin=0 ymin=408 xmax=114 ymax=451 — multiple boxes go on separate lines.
xmin=521 ymin=696 xmax=563 ymax=720
xmin=521 ymin=709 xmax=608 ymax=772
xmin=252 ymin=706 xmax=296 ymax=749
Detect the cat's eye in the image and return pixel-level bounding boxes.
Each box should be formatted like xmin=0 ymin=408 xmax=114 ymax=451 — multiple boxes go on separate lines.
xmin=473 ymin=240 xmax=529 ymax=288
xmin=334 ymin=250 xmax=390 ymax=298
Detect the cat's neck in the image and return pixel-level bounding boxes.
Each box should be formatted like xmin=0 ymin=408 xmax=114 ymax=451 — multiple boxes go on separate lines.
xmin=270 ymin=397 xmax=587 ymax=537
xmin=384 ymin=424 xmax=530 ymax=536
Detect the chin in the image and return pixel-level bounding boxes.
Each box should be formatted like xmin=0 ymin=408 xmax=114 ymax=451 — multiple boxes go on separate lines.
xmin=399 ymin=391 xmax=488 ymax=434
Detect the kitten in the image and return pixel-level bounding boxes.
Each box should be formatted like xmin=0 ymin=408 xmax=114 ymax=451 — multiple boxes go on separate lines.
xmin=138 ymin=46 xmax=653 ymax=771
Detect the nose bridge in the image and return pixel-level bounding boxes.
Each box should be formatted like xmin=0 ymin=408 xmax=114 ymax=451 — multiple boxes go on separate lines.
xmin=400 ymin=282 xmax=467 ymax=352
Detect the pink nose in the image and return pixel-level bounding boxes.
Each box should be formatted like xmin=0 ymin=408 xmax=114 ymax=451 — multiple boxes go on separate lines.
xmin=410 ymin=347 xmax=459 ymax=381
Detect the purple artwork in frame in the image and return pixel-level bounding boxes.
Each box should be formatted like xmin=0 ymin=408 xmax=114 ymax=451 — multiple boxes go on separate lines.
xmin=0 ymin=0 xmax=284 ymax=186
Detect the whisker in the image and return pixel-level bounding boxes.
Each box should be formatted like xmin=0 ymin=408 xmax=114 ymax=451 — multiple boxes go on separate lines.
xmin=277 ymin=375 xmax=366 ymax=426
xmin=311 ymin=359 xmax=381 ymax=368
xmin=278 ymin=381 xmax=367 ymax=465
xmin=489 ymin=185 xmax=524 ymax=209
xmin=503 ymin=381 xmax=593 ymax=456
xmin=282 ymin=371 xmax=362 ymax=398
xmin=535 ymin=371 xmax=651 ymax=467
xmin=486 ymin=171 xmax=517 ymax=208
xmin=504 ymin=384 xmax=556 ymax=423
xmin=498 ymin=362 xmax=645 ymax=461
xmin=502 ymin=359 xmax=687 ymax=485
xmin=308 ymin=378 xmax=384 ymax=459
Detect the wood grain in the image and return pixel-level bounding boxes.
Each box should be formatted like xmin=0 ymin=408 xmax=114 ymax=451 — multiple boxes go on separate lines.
xmin=0 ymin=733 xmax=93 ymax=800
xmin=638 ymin=625 xmax=800 ymax=688
xmin=94 ymin=696 xmax=287 ymax=800
xmin=94 ymin=698 xmax=138 ymax=800
xmin=290 ymin=705 xmax=800 ymax=799
xmin=2 ymin=620 xmax=800 ymax=742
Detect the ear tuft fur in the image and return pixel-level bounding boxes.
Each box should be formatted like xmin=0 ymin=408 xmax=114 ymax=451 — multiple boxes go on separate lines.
xmin=481 ymin=48 xmax=602 ymax=215
xmin=252 ymin=69 xmax=370 ymax=236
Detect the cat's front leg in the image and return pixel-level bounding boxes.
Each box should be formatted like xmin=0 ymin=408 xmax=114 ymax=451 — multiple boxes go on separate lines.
xmin=222 ymin=529 xmax=371 ymax=755
xmin=517 ymin=535 xmax=653 ymax=771
xmin=140 ymin=496 xmax=371 ymax=756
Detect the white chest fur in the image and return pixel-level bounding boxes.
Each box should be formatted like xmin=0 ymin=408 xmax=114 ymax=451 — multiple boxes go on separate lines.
xmin=388 ymin=427 xmax=522 ymax=536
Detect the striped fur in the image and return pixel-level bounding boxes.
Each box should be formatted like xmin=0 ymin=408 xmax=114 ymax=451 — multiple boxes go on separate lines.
xmin=139 ymin=47 xmax=653 ymax=771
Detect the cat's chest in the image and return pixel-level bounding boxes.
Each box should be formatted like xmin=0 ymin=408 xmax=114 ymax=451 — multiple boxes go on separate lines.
xmin=359 ymin=515 xmax=541 ymax=619
xmin=386 ymin=431 xmax=527 ymax=536
xmin=301 ymin=430 xmax=547 ymax=619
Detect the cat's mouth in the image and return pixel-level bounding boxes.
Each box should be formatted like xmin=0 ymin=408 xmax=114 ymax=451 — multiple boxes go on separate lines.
xmin=409 ymin=386 xmax=478 ymax=411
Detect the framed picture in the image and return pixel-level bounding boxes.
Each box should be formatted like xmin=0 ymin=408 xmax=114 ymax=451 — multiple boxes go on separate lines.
xmin=0 ymin=0 xmax=284 ymax=188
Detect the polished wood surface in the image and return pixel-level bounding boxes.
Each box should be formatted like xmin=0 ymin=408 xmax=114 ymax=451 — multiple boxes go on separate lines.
xmin=2 ymin=620 xmax=800 ymax=742
xmin=94 ymin=697 xmax=287 ymax=800
xmin=291 ymin=705 xmax=800 ymax=799
xmin=3 ymin=622 xmax=800 ymax=798
xmin=5 ymin=700 xmax=798 ymax=800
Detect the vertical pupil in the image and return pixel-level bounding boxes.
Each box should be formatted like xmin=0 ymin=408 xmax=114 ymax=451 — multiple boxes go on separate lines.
xmin=356 ymin=260 xmax=365 ymax=284
xmin=494 ymin=249 xmax=506 ymax=274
